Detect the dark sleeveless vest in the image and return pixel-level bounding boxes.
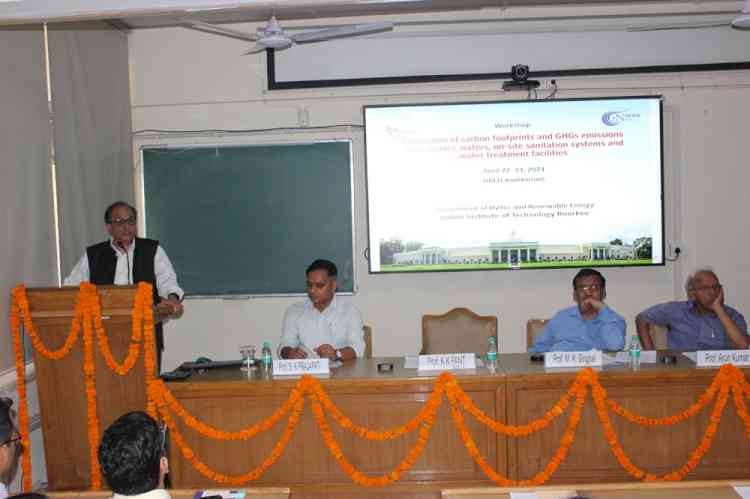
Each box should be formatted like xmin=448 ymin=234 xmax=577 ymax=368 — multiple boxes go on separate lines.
xmin=86 ymin=237 xmax=164 ymax=352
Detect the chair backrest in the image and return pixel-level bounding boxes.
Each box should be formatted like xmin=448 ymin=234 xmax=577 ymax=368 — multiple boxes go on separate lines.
xmin=421 ymin=307 xmax=497 ymax=355
xmin=363 ymin=325 xmax=373 ymax=359
xmin=648 ymin=323 xmax=669 ymax=350
xmin=527 ymin=319 xmax=550 ymax=351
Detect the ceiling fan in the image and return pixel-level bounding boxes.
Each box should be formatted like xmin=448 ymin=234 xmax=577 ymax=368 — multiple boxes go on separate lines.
xmin=626 ymin=0 xmax=750 ymax=32
xmin=183 ymin=15 xmax=394 ymax=54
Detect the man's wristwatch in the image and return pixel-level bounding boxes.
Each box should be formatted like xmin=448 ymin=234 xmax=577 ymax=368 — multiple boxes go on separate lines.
xmin=335 ymin=349 xmax=343 ymax=360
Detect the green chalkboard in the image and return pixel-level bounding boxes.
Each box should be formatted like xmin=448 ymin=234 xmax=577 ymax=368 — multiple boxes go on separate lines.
xmin=141 ymin=142 xmax=354 ymax=296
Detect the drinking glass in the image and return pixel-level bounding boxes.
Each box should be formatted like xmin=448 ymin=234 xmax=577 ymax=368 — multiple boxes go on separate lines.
xmin=240 ymin=344 xmax=256 ymax=371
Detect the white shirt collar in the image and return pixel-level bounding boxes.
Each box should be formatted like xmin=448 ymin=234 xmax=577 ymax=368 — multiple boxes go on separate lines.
xmin=109 ymin=237 xmax=135 ymax=255
xmin=306 ymin=294 xmax=338 ymax=313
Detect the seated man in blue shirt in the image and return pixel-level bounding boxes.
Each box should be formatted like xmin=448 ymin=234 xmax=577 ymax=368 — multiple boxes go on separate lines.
xmin=530 ymin=268 xmax=626 ymax=353
xmin=636 ymin=268 xmax=749 ymax=350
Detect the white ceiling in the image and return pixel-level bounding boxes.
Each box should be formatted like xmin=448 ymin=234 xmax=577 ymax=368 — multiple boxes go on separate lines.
xmin=0 ymin=0 xmax=745 ymax=30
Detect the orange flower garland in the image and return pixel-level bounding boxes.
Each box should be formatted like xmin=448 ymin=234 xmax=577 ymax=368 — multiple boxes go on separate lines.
xmin=444 ymin=370 xmax=587 ymax=486
xmin=8 ymin=282 xmax=155 ymax=490
xmin=12 ymin=284 xmax=82 ymax=360
xmin=309 ymin=385 xmax=439 ymax=487
xmin=154 ymin=380 xmax=306 ymax=484
xmin=590 ymin=373 xmax=730 ymax=481
xmin=9 ymin=288 xmax=32 ymax=492
xmin=88 ymin=282 xmax=143 ymax=375
xmin=311 ymin=373 xmax=446 ymax=440
xmin=8 ymin=282 xmax=750 ymax=492
xmin=151 ymin=377 xmax=304 ymax=440
xmin=80 ymin=290 xmax=103 ymax=489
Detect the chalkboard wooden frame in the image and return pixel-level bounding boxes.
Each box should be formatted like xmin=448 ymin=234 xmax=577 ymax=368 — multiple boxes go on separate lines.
xmin=138 ymin=140 xmax=356 ymax=297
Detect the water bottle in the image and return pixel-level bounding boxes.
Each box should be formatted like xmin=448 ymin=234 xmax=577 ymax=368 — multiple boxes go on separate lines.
xmin=486 ymin=336 xmax=498 ymax=363
xmin=261 ymin=341 xmax=273 ymax=378
xmin=628 ymin=334 xmax=641 ymax=370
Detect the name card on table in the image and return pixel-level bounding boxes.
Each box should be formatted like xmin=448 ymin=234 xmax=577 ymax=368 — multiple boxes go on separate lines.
xmin=695 ymin=350 xmax=750 ymax=367
xmin=418 ymin=353 xmax=476 ymax=371
xmin=545 ymin=350 xmax=603 ymax=368
xmin=273 ymin=358 xmax=330 ymax=375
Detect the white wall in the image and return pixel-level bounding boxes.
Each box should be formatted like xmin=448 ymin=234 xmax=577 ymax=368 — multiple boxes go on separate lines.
xmin=128 ymin=24 xmax=750 ymax=371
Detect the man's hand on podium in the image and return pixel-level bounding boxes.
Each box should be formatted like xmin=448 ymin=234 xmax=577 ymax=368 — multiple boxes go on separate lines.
xmin=156 ymin=295 xmax=184 ymax=320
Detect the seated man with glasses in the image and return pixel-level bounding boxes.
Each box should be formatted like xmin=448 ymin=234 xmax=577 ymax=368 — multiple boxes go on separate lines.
xmin=530 ymin=268 xmax=626 ymax=353
xmin=0 ymin=398 xmax=22 ymax=499
xmin=64 ymin=201 xmax=184 ymax=371
xmin=636 ymin=268 xmax=748 ymax=350
xmin=98 ymin=411 xmax=169 ymax=499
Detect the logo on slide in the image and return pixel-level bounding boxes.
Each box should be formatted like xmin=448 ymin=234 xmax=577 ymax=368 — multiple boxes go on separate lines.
xmin=601 ymin=110 xmax=640 ymax=126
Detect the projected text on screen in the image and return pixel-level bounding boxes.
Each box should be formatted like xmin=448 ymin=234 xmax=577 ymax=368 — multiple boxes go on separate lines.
xmin=364 ymin=96 xmax=664 ymax=273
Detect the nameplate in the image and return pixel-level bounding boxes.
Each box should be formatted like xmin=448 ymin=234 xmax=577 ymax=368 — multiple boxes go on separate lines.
xmin=696 ymin=350 xmax=750 ymax=367
xmin=418 ymin=353 xmax=476 ymax=371
xmin=273 ymin=358 xmax=330 ymax=375
xmin=545 ymin=350 xmax=603 ymax=368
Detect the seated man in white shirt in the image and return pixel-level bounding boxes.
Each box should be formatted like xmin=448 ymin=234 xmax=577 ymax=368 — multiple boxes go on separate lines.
xmin=98 ymin=411 xmax=170 ymax=499
xmin=64 ymin=201 xmax=184 ymax=371
xmin=279 ymin=259 xmax=364 ymax=362
xmin=0 ymin=398 xmax=21 ymax=499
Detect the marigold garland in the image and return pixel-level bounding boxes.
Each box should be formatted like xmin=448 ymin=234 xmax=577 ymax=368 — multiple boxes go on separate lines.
xmin=8 ymin=283 xmax=750 ymax=491
xmin=89 ymin=282 xmax=143 ymax=375
xmin=8 ymin=282 xmax=155 ymax=491
xmin=311 ymin=372 xmax=446 ymax=440
xmin=155 ymin=381 xmax=306 ymax=484
xmin=309 ymin=386 xmax=439 ymax=487
xmin=12 ymin=284 xmax=82 ymax=360
xmin=591 ymin=375 xmax=730 ymax=481
xmin=152 ymin=377 xmax=304 ymax=440
xmin=9 ymin=287 xmax=32 ymax=492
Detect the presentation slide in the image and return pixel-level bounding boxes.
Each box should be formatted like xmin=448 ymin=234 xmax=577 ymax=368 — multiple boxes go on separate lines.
xmin=364 ymin=96 xmax=664 ymax=273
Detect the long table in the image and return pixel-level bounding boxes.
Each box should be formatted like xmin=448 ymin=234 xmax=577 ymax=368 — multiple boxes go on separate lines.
xmin=164 ymin=354 xmax=750 ymax=498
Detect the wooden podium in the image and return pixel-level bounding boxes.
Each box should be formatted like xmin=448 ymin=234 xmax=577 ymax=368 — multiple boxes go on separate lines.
xmin=24 ymin=286 xmax=154 ymax=491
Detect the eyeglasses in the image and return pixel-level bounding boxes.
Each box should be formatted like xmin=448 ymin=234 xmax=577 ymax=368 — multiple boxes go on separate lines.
xmin=692 ymin=284 xmax=722 ymax=293
xmin=108 ymin=217 xmax=136 ymax=226
xmin=575 ymin=284 xmax=602 ymax=292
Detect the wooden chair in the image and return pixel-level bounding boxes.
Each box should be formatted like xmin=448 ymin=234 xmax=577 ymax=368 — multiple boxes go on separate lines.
xmin=421 ymin=307 xmax=497 ymax=355
xmin=644 ymin=323 xmax=669 ymax=350
xmin=363 ymin=325 xmax=373 ymax=359
xmin=526 ymin=318 xmax=549 ymax=351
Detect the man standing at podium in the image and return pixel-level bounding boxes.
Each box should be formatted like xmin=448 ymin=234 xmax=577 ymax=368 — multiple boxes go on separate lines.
xmin=279 ymin=259 xmax=364 ymax=362
xmin=530 ymin=268 xmax=626 ymax=353
xmin=63 ymin=201 xmax=184 ymax=371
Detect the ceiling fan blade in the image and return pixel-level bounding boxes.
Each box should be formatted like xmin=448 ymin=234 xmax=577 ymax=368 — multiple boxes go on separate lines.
xmin=290 ymin=21 xmax=393 ymax=43
xmin=183 ymin=20 xmax=258 ymax=42
xmin=243 ymin=43 xmax=268 ymax=55
xmin=627 ymin=22 xmax=729 ymax=32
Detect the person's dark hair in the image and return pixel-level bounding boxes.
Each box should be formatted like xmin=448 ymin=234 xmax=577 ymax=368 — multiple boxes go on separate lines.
xmin=572 ymin=268 xmax=605 ymax=289
xmin=306 ymin=259 xmax=338 ymax=278
xmin=104 ymin=201 xmax=137 ymax=224
xmin=0 ymin=397 xmax=14 ymax=442
xmin=98 ymin=411 xmax=164 ymax=495
xmin=8 ymin=493 xmax=49 ymax=499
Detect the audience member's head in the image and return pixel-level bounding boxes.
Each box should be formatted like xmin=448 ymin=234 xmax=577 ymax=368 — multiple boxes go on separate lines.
xmin=0 ymin=397 xmax=21 ymax=484
xmin=8 ymin=493 xmax=48 ymax=499
xmin=98 ymin=411 xmax=168 ymax=495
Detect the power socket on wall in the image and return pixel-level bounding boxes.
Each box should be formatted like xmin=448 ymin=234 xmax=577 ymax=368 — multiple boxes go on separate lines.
xmin=668 ymin=242 xmax=683 ymax=260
